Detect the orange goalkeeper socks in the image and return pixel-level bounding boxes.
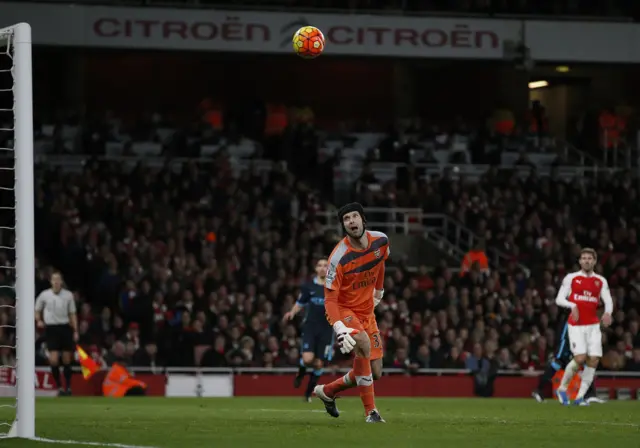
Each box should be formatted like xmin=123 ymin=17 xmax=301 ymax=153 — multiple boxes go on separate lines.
xmin=353 ymin=356 xmax=376 ymax=415
xmin=324 ymin=370 xmax=355 ymax=398
xmin=322 ymin=357 xmax=376 ymax=414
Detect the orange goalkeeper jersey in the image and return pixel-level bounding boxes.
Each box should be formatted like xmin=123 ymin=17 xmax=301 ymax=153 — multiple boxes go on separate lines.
xmin=324 ymin=230 xmax=390 ymax=325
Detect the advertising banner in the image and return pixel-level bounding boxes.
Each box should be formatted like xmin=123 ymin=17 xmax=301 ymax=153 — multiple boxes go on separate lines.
xmin=525 ymin=21 xmax=640 ymax=64
xmin=2 ymin=368 xmax=639 ymax=398
xmin=166 ymin=374 xmax=233 ymax=397
xmin=0 ymin=2 xmax=514 ymax=59
xmin=1 ymin=2 xmax=639 ymax=62
xmin=0 ymin=368 xmax=167 ymax=397
xmin=0 ymin=367 xmax=58 ymax=397
xmin=68 ymin=370 xmax=167 ymax=396
xmin=233 ymin=373 xmax=640 ymax=398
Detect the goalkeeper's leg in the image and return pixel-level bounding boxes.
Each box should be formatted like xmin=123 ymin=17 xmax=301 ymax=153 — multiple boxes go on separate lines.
xmin=337 ymin=332 xmax=378 ymax=416
xmin=322 ymin=331 xmax=373 ymax=402
xmin=323 ymin=369 xmax=355 ymax=397
xmin=322 ymin=330 xmax=383 ymax=399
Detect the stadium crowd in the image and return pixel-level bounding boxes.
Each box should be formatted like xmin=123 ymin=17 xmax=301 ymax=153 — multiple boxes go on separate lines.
xmin=1 ymin=138 xmax=639 ymax=374
xmin=0 ymin=11 xmax=637 ymax=372
xmin=355 ymin=160 xmax=640 ymax=370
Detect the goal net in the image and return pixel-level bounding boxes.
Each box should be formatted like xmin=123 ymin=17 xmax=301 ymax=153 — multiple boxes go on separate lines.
xmin=0 ymin=23 xmax=35 ymax=440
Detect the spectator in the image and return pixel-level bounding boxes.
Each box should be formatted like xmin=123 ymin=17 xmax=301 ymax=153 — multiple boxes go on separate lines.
xmin=625 ymin=349 xmax=640 ymax=371
xmin=4 ymin=113 xmax=638 ymax=380
xmin=444 ymin=346 xmax=465 ymax=369
xmin=412 ymin=344 xmax=430 ymax=368
xmin=465 ymin=343 xmax=484 ymax=371
xmin=471 ymin=343 xmax=499 ymax=397
xmin=105 ymin=341 xmax=127 ymax=366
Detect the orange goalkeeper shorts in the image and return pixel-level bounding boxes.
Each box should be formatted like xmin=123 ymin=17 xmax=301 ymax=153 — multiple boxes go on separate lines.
xmin=339 ymin=310 xmax=383 ymax=360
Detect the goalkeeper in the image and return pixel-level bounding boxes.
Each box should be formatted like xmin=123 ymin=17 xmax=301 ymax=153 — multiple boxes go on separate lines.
xmin=314 ymin=203 xmax=388 ymax=423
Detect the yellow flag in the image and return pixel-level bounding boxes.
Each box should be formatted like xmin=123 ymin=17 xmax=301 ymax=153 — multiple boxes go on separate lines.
xmin=76 ymin=345 xmax=100 ymax=380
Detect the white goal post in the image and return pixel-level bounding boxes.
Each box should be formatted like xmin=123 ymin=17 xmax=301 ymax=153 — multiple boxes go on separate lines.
xmin=1 ymin=22 xmax=35 ymax=440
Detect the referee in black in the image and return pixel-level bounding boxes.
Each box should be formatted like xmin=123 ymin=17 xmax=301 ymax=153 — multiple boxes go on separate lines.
xmin=35 ymin=271 xmax=78 ymax=396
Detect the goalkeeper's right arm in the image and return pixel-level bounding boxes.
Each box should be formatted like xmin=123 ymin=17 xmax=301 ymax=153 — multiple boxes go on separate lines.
xmin=324 ymin=260 xmax=343 ymax=326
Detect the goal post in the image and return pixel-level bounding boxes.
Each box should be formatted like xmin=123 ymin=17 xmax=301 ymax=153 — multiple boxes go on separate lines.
xmin=4 ymin=22 xmax=35 ymax=440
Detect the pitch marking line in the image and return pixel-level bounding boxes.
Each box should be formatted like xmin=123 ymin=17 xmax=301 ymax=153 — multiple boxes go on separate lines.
xmin=30 ymin=438 xmax=159 ymax=448
xmin=246 ymin=408 xmax=640 ymax=428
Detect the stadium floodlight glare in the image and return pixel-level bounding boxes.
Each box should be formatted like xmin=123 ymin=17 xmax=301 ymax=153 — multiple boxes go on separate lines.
xmin=0 ymin=22 xmax=35 ymax=440
xmin=528 ymin=80 xmax=549 ymax=90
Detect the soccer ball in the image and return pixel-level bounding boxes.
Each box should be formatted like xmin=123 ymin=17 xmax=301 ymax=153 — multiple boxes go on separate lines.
xmin=292 ymin=26 xmax=325 ymax=59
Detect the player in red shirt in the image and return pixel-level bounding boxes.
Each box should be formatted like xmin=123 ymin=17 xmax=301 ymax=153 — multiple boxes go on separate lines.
xmin=555 ymin=248 xmax=613 ymax=406
xmin=313 ymin=203 xmax=388 ymax=423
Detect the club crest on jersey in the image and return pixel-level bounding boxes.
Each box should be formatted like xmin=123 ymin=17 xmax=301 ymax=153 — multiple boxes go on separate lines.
xmin=344 ymin=316 xmax=353 ymax=323
xmin=595 ymin=280 xmax=600 ymax=287
xmin=374 ymin=249 xmax=381 ymax=258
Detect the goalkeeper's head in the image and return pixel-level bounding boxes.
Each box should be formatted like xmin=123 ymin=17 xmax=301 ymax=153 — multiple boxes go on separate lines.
xmin=338 ymin=202 xmax=367 ymax=239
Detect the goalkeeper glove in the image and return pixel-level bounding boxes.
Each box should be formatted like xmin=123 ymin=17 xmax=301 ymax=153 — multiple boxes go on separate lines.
xmin=373 ymin=289 xmax=384 ymax=307
xmin=333 ymin=321 xmax=358 ymax=354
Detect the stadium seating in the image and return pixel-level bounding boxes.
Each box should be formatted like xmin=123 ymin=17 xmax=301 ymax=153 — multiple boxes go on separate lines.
xmin=2 ymin=110 xmax=637 ymax=374
xmin=4 ymin=0 xmax=640 ymax=371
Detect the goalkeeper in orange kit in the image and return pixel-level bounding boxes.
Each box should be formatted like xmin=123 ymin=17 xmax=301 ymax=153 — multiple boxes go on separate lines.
xmin=314 ymin=203 xmax=388 ymax=423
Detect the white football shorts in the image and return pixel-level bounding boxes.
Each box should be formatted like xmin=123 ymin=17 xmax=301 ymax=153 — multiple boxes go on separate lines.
xmin=568 ymin=323 xmax=602 ymax=357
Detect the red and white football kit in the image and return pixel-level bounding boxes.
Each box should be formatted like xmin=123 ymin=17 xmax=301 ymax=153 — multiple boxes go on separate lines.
xmin=555 ymin=271 xmax=613 ymax=357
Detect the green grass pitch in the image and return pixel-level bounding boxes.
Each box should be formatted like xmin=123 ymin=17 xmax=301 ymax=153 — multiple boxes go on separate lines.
xmin=0 ymin=397 xmax=638 ymax=447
